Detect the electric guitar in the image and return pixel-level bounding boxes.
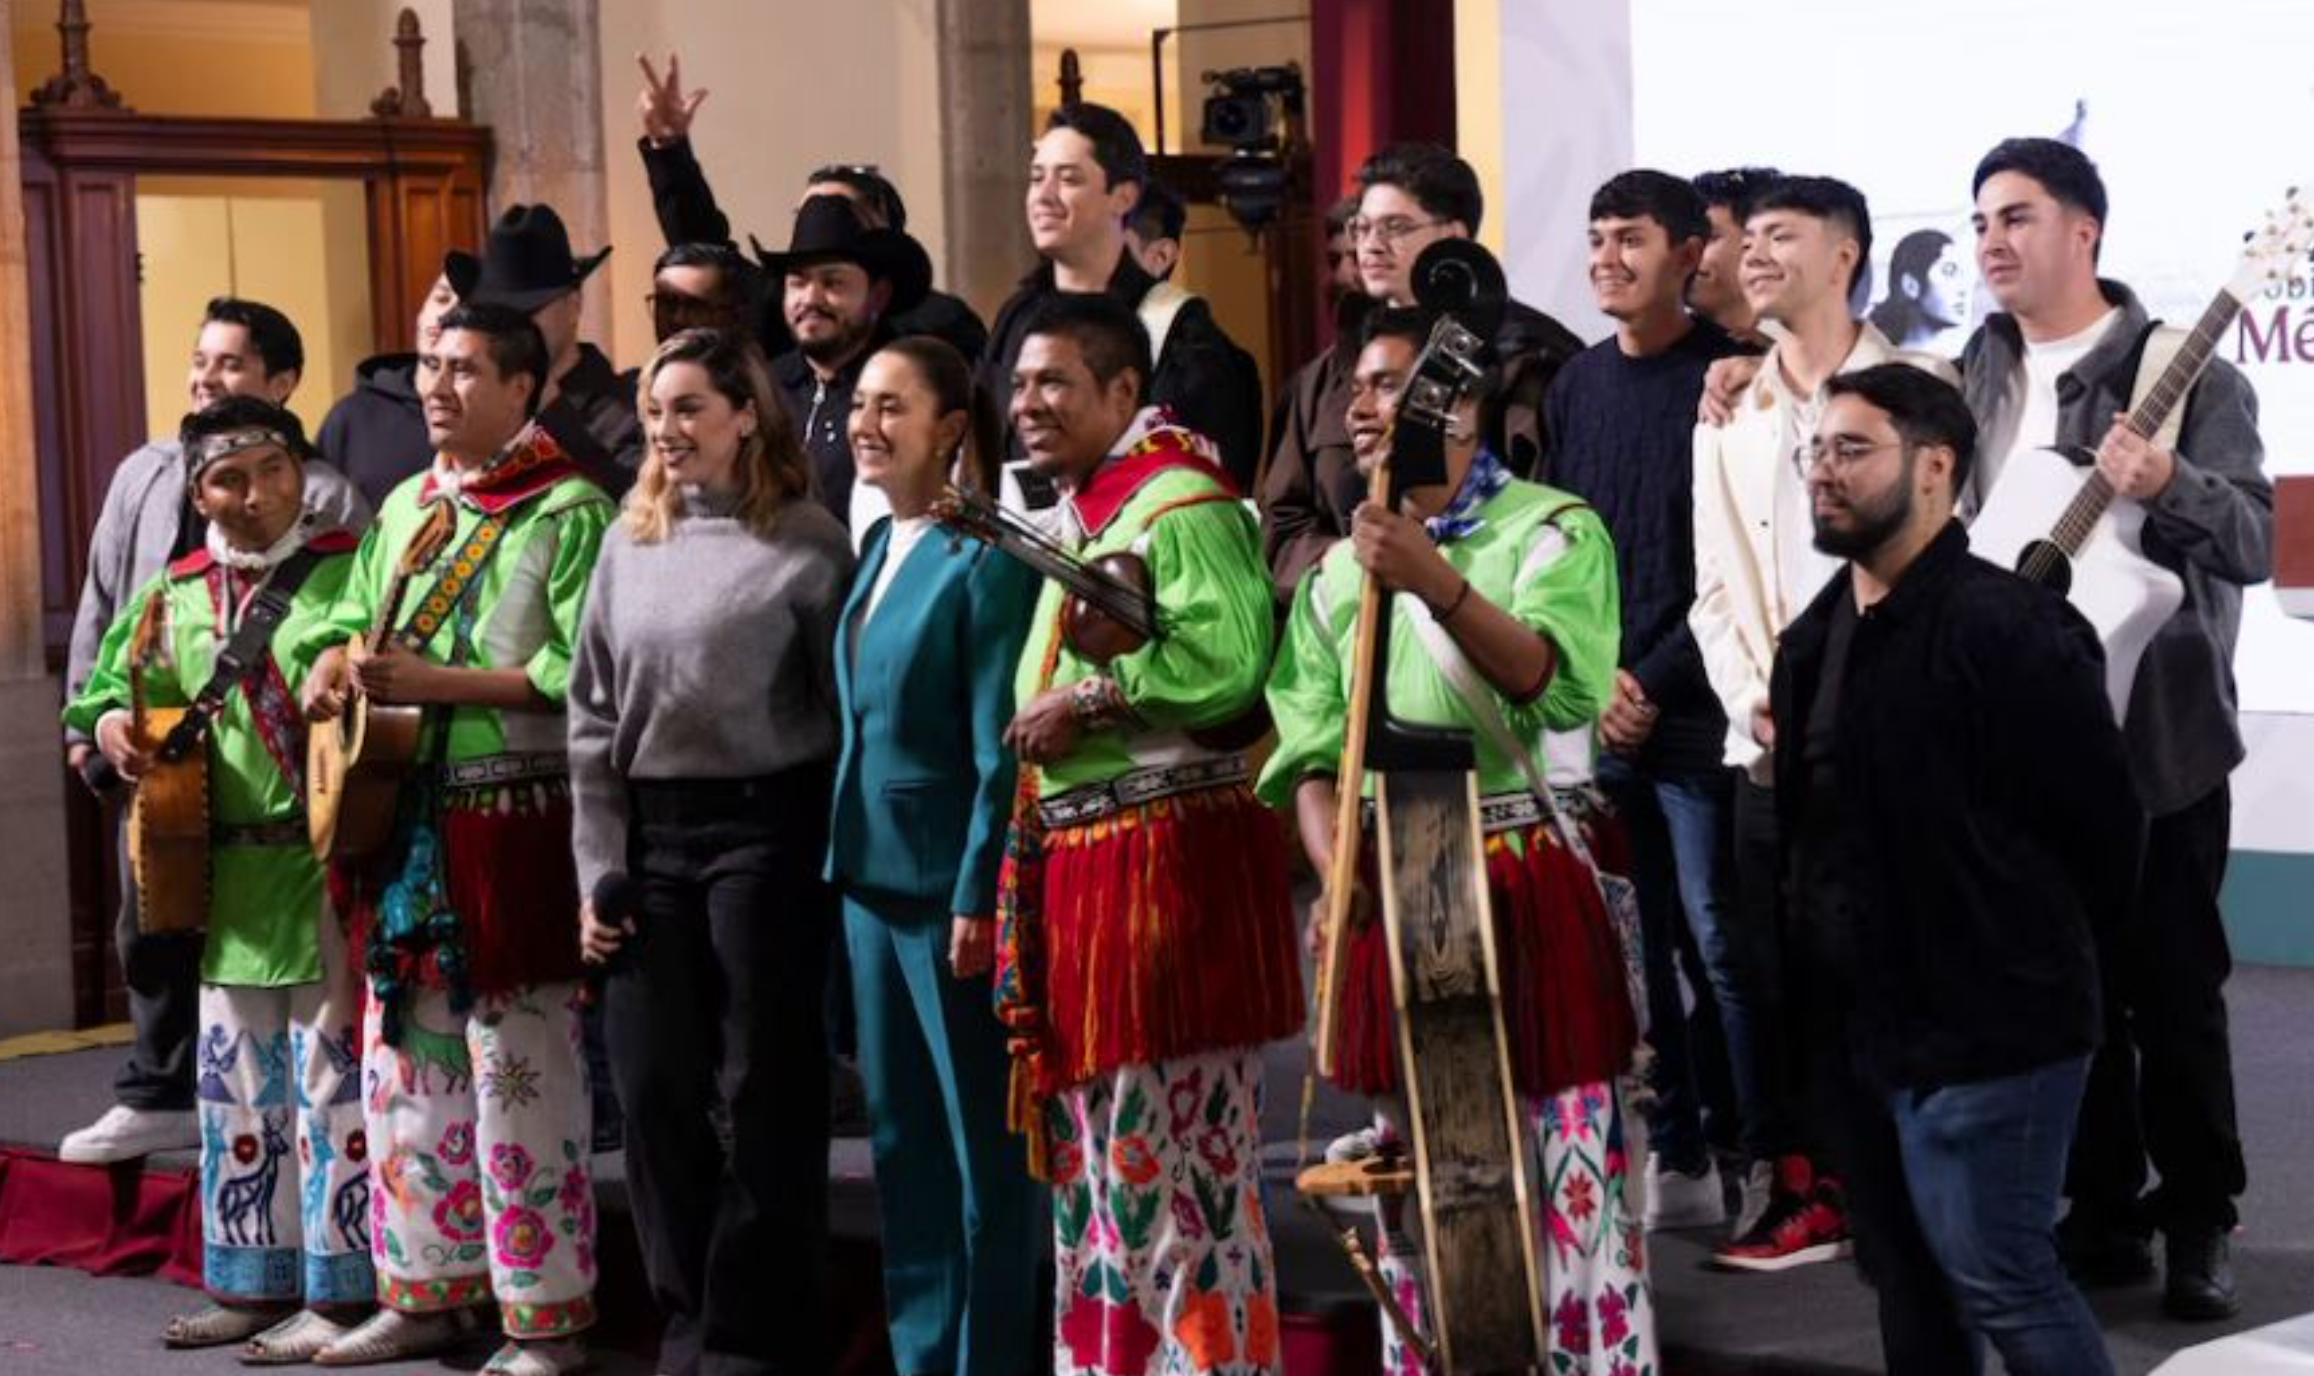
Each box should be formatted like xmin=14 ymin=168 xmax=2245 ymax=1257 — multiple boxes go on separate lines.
xmin=307 ymin=504 xmax=456 ymax=862
xmin=1969 ymin=191 xmax=2313 ymax=718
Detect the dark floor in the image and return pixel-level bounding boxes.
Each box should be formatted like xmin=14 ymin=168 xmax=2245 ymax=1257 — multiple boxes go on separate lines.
xmin=4 ymin=965 xmax=2310 ymax=1375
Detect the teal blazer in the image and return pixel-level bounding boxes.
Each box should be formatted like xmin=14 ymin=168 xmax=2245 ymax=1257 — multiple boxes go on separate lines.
xmin=827 ymin=517 xmax=1041 ymax=915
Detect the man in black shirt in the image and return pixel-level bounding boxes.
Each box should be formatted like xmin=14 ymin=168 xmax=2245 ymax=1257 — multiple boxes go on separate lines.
xmin=1772 ymin=364 xmax=2136 ymax=1376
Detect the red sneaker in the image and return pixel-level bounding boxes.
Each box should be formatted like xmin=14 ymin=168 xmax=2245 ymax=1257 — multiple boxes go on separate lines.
xmin=1709 ymin=1155 xmax=1853 ymax=1273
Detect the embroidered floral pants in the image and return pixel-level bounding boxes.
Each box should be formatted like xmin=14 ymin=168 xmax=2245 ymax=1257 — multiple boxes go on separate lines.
xmin=1374 ymin=1080 xmax=1656 ymax=1376
xmin=361 ymin=981 xmax=597 ymax=1338
xmin=196 ymin=969 xmax=371 ymax=1307
xmin=1047 ymin=1050 xmax=1281 ymax=1376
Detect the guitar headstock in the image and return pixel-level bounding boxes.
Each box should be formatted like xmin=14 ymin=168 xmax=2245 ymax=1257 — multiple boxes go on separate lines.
xmin=1386 ymin=240 xmax=1511 ymax=491
xmin=2228 ymin=188 xmax=2314 ymax=303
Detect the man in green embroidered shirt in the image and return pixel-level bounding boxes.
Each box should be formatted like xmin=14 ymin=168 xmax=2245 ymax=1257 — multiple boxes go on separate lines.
xmin=300 ymin=303 xmax=611 ymax=1376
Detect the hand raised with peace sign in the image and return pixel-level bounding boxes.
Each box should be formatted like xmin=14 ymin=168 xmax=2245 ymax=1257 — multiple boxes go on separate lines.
xmin=636 ymin=51 xmax=707 ymax=149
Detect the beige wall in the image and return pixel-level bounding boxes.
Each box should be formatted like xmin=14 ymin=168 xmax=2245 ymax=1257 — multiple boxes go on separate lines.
xmin=597 ymin=0 xmax=954 ymax=364
xmin=11 ymin=0 xmax=316 ymax=117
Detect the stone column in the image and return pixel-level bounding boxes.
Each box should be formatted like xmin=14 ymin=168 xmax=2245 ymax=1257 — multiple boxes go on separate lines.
xmin=937 ymin=0 xmax=1035 ymax=323
xmin=451 ymin=0 xmax=618 ymax=353
xmin=0 ymin=6 xmax=79 ymax=1037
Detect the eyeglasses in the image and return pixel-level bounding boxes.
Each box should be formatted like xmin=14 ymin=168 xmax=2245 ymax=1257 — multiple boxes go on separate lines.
xmin=1346 ymin=216 xmax=1446 ymax=247
xmin=1793 ymin=436 xmax=1903 ymax=477
xmin=646 ymin=291 xmax=736 ymax=330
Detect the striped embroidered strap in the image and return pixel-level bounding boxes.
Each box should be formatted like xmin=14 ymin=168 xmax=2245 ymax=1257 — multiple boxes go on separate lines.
xmin=393 ymin=512 xmax=510 ymax=656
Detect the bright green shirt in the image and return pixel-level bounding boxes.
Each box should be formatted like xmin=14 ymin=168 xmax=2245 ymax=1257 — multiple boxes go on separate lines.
xmin=305 ymin=466 xmax=614 ymax=762
xmin=1257 ymin=478 xmax=1621 ymax=809
xmin=64 ymin=547 xmax=358 ymax=986
xmin=1014 ymin=465 xmax=1275 ymax=795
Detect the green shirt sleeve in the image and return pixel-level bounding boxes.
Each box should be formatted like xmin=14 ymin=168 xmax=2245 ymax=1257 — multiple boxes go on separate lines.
xmin=523 ymin=498 xmax=615 ymax=705
xmin=1501 ymin=503 xmax=1620 ymax=740
xmin=1256 ymin=563 xmax=1347 ymax=810
xmin=1108 ymin=497 xmax=1274 ymax=731
xmin=62 ymin=575 xmax=169 ymax=737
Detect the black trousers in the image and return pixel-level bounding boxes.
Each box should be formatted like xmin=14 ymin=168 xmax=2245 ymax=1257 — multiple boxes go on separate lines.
xmin=2065 ymin=783 xmax=2246 ymax=1234
xmin=112 ymin=832 xmax=200 ymax=1111
xmin=605 ymin=767 xmax=835 ymax=1376
xmin=1731 ymin=775 xmax=1804 ymax=1160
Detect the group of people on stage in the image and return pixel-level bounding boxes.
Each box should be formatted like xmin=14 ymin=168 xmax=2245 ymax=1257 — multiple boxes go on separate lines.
xmin=52 ymin=44 xmax=2268 ymax=1376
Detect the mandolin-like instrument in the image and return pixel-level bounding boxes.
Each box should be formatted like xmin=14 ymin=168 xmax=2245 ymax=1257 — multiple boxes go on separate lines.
xmin=125 ymin=593 xmax=210 ymax=935
xmin=307 ymin=504 xmax=456 ymax=863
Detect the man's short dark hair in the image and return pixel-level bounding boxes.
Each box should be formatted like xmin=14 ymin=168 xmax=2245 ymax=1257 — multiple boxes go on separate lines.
xmin=1589 ymin=169 xmax=1708 ymax=244
xmin=1358 ymin=143 xmax=1483 ymax=236
xmin=179 ymin=393 xmax=313 ymax=459
xmin=806 ymin=163 xmax=908 ymax=231
xmin=1972 ymin=137 xmax=2108 ymax=227
xmin=1828 ymin=363 xmax=1978 ymax=493
xmin=1127 ymin=181 xmax=1187 ymax=245
xmin=1748 ymin=175 xmax=1874 ymax=297
xmin=1044 ymin=103 xmax=1149 ymax=195
xmin=202 ymin=297 xmax=304 ymax=378
xmin=1325 ymin=193 xmax=1360 ymax=237
xmin=436 ymin=302 xmax=551 ymax=417
xmin=1018 ymin=292 xmax=1152 ymax=401
xmin=653 ymin=240 xmax=751 ymax=283
xmin=1691 ymin=166 xmax=1783 ymax=223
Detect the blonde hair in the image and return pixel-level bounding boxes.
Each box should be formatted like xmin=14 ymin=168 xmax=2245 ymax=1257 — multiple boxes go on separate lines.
xmin=626 ymin=329 xmax=808 ymax=544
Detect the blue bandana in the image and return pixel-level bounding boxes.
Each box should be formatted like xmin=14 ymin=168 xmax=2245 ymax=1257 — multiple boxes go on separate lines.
xmin=1423 ymin=447 xmax=1510 ymax=545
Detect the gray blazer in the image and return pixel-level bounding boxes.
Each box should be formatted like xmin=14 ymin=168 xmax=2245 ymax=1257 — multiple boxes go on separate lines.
xmin=63 ymin=439 xmax=371 ymax=745
xmin=1961 ymin=280 xmax=2272 ymax=817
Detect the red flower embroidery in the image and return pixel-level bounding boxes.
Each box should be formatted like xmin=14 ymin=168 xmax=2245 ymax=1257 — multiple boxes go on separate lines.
xmin=1195 ymin=1126 xmax=1239 ymax=1178
xmin=345 ymin=1129 xmax=368 ymax=1164
xmin=1244 ymin=1292 xmax=1280 ymax=1369
xmin=1597 ymin=1287 xmax=1630 ymax=1348
xmin=1560 ymin=1170 xmax=1599 ymax=1227
xmin=493 ymin=1205 xmax=553 ymax=1270
xmin=1110 ymin=1135 xmax=1162 ymax=1187
xmin=433 ymin=1180 xmax=485 ymax=1242
xmin=1173 ymin=1289 xmax=1237 ymax=1370
xmin=232 ymin=1134 xmax=259 ymax=1165
xmin=1553 ymin=1291 xmax=1591 ymax=1355
xmin=1050 ymin=1140 xmax=1086 ymax=1185
xmin=1060 ymin=1294 xmax=1160 ymax=1375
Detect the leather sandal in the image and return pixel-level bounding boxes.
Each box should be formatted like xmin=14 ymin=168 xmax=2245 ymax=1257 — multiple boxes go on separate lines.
xmin=480 ymin=1337 xmax=592 ymax=1376
xmin=311 ymin=1307 xmax=476 ymax=1367
xmin=163 ymin=1303 xmax=290 ymax=1349
xmin=240 ymin=1308 xmax=357 ymax=1365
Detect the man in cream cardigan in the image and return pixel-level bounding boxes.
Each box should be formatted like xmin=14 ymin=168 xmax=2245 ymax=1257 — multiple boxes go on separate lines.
xmin=1688 ymin=175 xmax=1954 ymax=1273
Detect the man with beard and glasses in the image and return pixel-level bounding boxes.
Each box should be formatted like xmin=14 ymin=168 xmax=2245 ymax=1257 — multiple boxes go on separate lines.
xmin=1771 ymin=363 xmax=2136 ymax=1376
xmin=756 ymin=194 xmax=934 ymax=538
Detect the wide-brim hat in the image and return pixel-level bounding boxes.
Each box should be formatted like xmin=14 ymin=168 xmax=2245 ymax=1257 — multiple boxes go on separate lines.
xmin=751 ymin=194 xmax=931 ymax=317
xmin=445 ymin=204 xmax=612 ymax=313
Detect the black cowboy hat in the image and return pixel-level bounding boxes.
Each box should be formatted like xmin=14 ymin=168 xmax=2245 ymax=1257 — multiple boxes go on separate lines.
xmin=750 ymin=194 xmax=932 ymax=317
xmin=445 ymin=204 xmax=612 ymax=313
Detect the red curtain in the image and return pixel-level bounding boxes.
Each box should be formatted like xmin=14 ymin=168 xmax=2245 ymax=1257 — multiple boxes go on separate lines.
xmin=1310 ymin=0 xmax=1460 ymax=216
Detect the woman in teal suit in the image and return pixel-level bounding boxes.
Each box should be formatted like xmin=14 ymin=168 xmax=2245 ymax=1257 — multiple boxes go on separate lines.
xmin=830 ymin=335 xmax=1041 ymax=1376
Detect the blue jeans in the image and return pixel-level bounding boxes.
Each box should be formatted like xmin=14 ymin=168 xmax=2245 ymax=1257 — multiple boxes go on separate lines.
xmin=1597 ymin=754 xmax=1757 ymax=1169
xmin=1849 ymin=1056 xmax=2115 ymax=1376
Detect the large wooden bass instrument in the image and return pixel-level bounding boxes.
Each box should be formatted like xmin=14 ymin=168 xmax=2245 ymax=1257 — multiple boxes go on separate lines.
xmin=307 ymin=504 xmax=455 ymax=862
xmin=1970 ymin=190 xmax=2313 ymax=718
xmin=125 ymin=593 xmax=209 ymax=934
xmin=1299 ymin=240 xmax=1547 ymax=1375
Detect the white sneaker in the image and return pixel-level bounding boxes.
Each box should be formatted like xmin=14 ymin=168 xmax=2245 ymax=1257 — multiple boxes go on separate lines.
xmin=58 ymin=1104 xmax=199 ymax=1164
xmin=1733 ymin=1158 xmax=1775 ymax=1238
xmin=1643 ymin=1154 xmax=1726 ymax=1231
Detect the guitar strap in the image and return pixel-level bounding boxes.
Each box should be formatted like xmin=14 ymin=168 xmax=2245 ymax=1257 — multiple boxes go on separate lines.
xmin=155 ymin=547 xmax=327 ymax=765
xmin=2130 ymin=325 xmax=2191 ymax=455
xmin=391 ymin=510 xmax=511 ymax=657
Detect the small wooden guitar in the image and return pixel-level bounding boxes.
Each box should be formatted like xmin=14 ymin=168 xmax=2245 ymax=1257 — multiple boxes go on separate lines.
xmin=307 ymin=504 xmax=456 ymax=863
xmin=125 ymin=593 xmax=209 ymax=934
xmin=1970 ymin=191 xmax=2313 ymax=718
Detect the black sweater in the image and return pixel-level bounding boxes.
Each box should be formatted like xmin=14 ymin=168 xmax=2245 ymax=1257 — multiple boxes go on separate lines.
xmin=1542 ymin=320 xmax=1746 ymax=774
xmin=1771 ymin=521 xmax=2145 ymax=1091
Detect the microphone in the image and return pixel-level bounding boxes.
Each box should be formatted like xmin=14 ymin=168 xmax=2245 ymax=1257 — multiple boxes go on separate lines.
xmin=590 ymin=871 xmax=643 ymax=978
xmin=78 ymin=752 xmax=124 ymax=797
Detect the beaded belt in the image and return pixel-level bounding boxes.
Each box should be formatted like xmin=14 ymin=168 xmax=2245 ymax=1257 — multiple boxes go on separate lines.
xmin=440 ymin=751 xmax=567 ymax=788
xmin=1359 ymin=788 xmax=1589 ymax=837
xmin=213 ymin=818 xmax=307 ymax=847
xmin=1038 ymin=756 xmax=1249 ymax=829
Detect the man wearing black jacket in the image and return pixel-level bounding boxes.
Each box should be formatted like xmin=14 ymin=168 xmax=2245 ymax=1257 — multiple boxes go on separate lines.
xmin=1773 ymin=364 xmax=2135 ymax=1376
xmin=318 ymin=273 xmax=456 ymax=508
xmin=1261 ymin=142 xmax=1582 ymax=602
xmin=980 ymin=102 xmax=1266 ymax=494
xmin=634 ymin=52 xmax=985 ymax=363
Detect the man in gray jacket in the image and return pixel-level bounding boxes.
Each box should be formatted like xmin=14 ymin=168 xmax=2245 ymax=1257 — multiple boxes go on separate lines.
xmin=1961 ymin=138 xmax=2267 ymax=1321
xmin=60 ymin=296 xmax=370 ymax=1164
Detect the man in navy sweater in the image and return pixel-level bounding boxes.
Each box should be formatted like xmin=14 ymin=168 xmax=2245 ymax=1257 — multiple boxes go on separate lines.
xmin=1544 ymin=171 xmax=1847 ymax=1269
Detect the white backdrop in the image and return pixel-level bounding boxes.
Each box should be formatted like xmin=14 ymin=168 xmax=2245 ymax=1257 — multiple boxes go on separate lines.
xmin=1500 ymin=0 xmax=2314 ymax=716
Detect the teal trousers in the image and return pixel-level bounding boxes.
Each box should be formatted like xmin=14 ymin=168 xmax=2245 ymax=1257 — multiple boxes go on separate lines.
xmin=844 ymin=894 xmax=1041 ymax=1376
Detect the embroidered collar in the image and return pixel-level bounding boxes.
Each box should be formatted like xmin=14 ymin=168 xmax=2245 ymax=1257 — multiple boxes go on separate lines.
xmin=419 ymin=422 xmax=581 ymax=513
xmin=204 ymin=508 xmax=317 ymax=573
xmin=1423 ymin=448 xmax=1510 ymax=545
xmin=1067 ymin=406 xmax=1236 ymax=538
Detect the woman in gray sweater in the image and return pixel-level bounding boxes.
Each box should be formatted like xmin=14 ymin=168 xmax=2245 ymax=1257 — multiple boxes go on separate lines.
xmin=567 ymin=328 xmax=853 ymax=1376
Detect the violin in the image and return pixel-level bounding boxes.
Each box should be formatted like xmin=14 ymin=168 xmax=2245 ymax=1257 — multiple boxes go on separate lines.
xmin=932 ymin=484 xmax=1161 ymax=663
